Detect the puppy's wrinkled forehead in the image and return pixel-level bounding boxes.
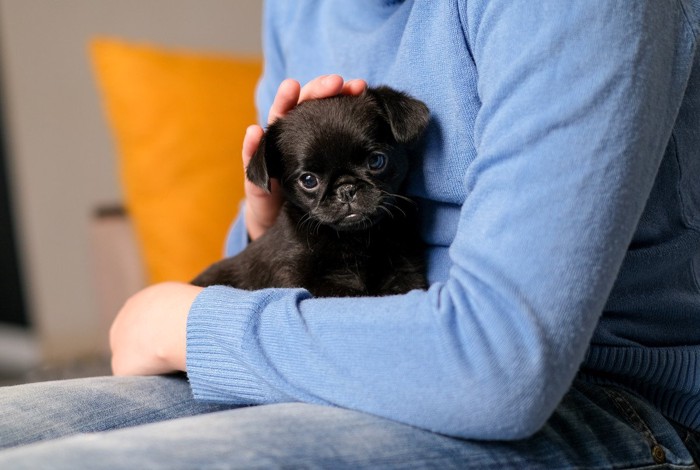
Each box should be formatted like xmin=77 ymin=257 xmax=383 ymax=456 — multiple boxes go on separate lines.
xmin=275 ymin=94 xmax=386 ymax=164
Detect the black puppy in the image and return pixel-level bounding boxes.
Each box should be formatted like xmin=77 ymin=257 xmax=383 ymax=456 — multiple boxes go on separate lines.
xmin=192 ymin=86 xmax=429 ymax=297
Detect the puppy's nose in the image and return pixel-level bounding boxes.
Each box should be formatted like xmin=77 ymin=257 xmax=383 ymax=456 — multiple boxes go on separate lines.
xmin=336 ymin=184 xmax=357 ymax=203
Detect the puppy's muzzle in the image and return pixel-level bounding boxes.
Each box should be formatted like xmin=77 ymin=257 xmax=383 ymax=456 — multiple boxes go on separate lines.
xmin=336 ymin=184 xmax=358 ymax=203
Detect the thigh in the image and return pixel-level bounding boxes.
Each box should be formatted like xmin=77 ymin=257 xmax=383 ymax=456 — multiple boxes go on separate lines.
xmin=0 ymin=379 xmax=696 ymax=469
xmin=673 ymin=423 xmax=700 ymax=464
xmin=0 ymin=374 xmax=231 ymax=449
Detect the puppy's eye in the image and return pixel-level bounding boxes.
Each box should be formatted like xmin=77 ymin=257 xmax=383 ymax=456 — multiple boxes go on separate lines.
xmin=299 ymin=173 xmax=319 ymax=190
xmin=367 ymin=153 xmax=387 ymax=171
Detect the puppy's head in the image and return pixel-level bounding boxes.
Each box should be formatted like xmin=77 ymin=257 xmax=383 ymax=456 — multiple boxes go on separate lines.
xmin=247 ymin=86 xmax=429 ymax=231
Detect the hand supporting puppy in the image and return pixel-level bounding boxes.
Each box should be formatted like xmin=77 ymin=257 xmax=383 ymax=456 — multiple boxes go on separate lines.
xmin=110 ymin=282 xmax=201 ymax=376
xmin=244 ymin=75 xmax=367 ymax=240
xmin=110 ymin=76 xmax=367 ymax=376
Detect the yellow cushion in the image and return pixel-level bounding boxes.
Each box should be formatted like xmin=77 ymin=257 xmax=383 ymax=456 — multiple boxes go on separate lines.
xmin=90 ymin=38 xmax=261 ymax=283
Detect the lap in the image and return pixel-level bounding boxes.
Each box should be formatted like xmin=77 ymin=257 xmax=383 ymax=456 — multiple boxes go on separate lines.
xmin=0 ymin=377 xmax=697 ymax=469
xmin=0 ymin=374 xmax=231 ymax=449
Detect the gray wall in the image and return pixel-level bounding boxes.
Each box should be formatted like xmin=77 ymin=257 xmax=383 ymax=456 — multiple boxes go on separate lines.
xmin=0 ymin=0 xmax=263 ymax=362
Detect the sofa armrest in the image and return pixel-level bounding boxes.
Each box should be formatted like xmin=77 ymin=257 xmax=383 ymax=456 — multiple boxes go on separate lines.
xmin=89 ymin=205 xmax=146 ymax=341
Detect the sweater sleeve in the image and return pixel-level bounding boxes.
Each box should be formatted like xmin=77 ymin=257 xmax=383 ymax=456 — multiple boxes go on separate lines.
xmin=187 ymin=2 xmax=690 ymax=440
xmin=222 ymin=202 xmax=249 ymax=257
xmin=223 ymin=0 xmax=289 ymax=258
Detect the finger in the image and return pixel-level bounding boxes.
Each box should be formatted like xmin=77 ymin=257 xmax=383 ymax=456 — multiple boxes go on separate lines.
xmin=341 ymin=79 xmax=368 ymax=96
xmin=267 ymin=78 xmax=301 ymax=124
xmin=298 ymin=74 xmax=345 ymax=103
xmin=245 ymin=178 xmax=283 ymax=240
xmin=242 ymin=124 xmax=264 ymax=168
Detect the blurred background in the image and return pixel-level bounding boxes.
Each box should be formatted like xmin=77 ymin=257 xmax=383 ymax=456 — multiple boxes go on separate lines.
xmin=0 ymin=0 xmax=262 ymax=383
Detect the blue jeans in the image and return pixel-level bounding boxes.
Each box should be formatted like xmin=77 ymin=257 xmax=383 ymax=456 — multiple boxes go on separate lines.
xmin=0 ymin=375 xmax=697 ymax=469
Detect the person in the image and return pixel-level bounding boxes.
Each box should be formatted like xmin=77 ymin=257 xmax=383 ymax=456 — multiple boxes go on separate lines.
xmin=1 ymin=1 xmax=699 ymax=467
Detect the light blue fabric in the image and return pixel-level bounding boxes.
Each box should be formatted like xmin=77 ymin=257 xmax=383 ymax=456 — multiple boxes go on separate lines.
xmin=0 ymin=376 xmax=698 ymax=468
xmin=188 ymin=0 xmax=700 ymax=440
xmin=1 ymin=1 xmax=699 ymax=466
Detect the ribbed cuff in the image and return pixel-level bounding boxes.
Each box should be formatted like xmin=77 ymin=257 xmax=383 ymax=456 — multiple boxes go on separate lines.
xmin=186 ymin=285 xmax=290 ymax=404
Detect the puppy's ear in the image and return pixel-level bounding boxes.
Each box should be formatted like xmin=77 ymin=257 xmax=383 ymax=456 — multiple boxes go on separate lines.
xmin=368 ymin=86 xmax=430 ymax=145
xmin=246 ymin=124 xmax=282 ymax=192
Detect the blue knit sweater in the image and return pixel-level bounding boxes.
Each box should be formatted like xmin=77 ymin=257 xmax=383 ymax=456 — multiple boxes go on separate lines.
xmin=187 ymin=0 xmax=700 ymax=439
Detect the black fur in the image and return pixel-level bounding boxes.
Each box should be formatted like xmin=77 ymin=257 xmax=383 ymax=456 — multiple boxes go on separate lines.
xmin=192 ymin=86 xmax=429 ymax=297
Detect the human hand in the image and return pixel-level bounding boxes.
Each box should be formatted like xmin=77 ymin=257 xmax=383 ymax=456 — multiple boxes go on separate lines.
xmin=243 ymin=75 xmax=367 ymax=240
xmin=110 ymin=282 xmax=203 ymax=376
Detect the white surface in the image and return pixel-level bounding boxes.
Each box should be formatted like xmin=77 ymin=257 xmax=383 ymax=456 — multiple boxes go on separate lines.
xmin=0 ymin=0 xmax=262 ymax=361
